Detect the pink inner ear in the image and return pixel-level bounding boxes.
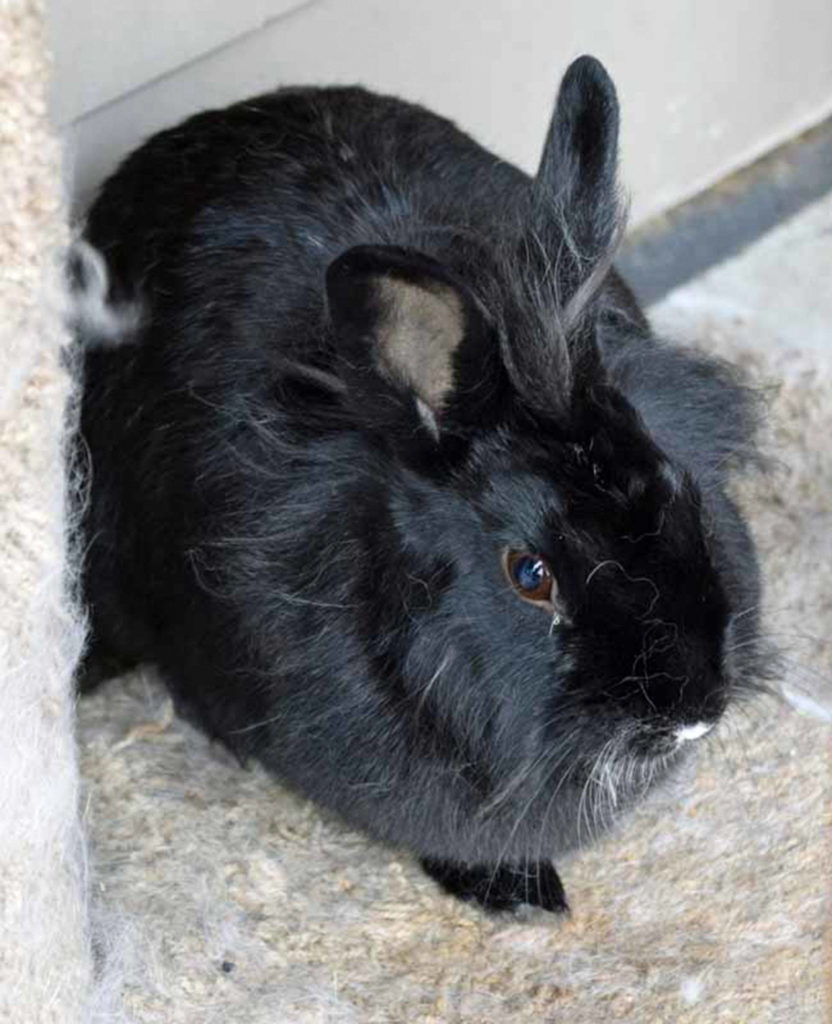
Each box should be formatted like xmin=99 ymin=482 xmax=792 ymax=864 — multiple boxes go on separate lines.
xmin=373 ymin=277 xmax=465 ymax=411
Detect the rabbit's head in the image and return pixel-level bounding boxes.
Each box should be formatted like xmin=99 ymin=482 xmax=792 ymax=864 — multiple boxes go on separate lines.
xmin=310 ymin=58 xmax=762 ymax=857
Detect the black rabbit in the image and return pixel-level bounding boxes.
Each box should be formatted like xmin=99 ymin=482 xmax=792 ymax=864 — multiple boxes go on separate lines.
xmin=75 ymin=56 xmax=765 ymax=913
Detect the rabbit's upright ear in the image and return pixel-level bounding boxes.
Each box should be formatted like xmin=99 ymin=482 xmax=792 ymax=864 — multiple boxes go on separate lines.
xmin=536 ymin=55 xmax=622 ymax=267
xmin=500 ymin=56 xmax=625 ymax=421
xmin=326 ymin=245 xmax=496 ymax=434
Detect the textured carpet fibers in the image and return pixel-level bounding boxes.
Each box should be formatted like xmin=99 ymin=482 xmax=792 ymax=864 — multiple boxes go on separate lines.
xmin=0 ymin=3 xmax=91 ymax=1022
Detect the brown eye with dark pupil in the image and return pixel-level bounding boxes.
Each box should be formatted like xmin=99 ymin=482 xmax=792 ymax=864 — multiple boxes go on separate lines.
xmin=504 ymin=550 xmax=554 ymax=604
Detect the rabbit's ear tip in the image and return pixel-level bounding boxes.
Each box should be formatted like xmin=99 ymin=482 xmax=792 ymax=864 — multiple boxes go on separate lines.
xmin=563 ymin=54 xmax=614 ymax=85
xmin=538 ymin=55 xmax=620 ymax=196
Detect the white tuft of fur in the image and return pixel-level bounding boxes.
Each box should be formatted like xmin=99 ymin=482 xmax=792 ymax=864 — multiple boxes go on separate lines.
xmin=415 ymin=396 xmax=440 ymax=439
xmin=674 ymin=721 xmax=713 ymax=744
xmin=68 ymin=239 xmax=142 ymax=346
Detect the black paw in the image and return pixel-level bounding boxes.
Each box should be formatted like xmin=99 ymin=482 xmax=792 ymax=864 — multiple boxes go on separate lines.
xmin=421 ymin=857 xmax=569 ymax=914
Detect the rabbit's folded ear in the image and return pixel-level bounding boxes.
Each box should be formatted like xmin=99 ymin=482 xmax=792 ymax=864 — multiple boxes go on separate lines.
xmin=326 ymin=245 xmax=498 ymax=436
xmin=536 ymin=55 xmax=622 ymax=269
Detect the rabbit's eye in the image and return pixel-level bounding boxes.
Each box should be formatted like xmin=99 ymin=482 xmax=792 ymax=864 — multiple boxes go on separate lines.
xmin=504 ymin=550 xmax=555 ymax=606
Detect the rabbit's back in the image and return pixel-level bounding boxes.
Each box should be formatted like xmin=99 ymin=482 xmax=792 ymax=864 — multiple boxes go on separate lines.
xmin=84 ymin=86 xmax=528 ymax=317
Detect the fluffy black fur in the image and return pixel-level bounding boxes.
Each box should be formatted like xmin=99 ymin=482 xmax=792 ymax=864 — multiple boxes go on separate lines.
xmin=76 ymin=57 xmax=765 ymax=913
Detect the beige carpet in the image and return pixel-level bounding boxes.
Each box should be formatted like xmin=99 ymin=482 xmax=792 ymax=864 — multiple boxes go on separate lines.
xmin=1 ymin=3 xmax=830 ymax=1020
xmin=0 ymin=3 xmax=91 ymax=1022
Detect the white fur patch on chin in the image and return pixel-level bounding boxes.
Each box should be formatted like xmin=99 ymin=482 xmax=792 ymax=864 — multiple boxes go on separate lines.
xmin=674 ymin=721 xmax=713 ymax=744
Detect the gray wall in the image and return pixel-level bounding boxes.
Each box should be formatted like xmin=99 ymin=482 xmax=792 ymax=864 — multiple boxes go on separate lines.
xmin=48 ymin=0 xmax=832 ymax=225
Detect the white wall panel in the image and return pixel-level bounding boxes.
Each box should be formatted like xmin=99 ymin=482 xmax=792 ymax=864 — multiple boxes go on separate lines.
xmin=47 ymin=0 xmax=309 ymax=123
xmin=50 ymin=0 xmax=832 ymax=224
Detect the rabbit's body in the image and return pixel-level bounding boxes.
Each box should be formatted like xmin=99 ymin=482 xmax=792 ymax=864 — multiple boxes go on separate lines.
xmin=77 ymin=60 xmax=764 ymax=911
